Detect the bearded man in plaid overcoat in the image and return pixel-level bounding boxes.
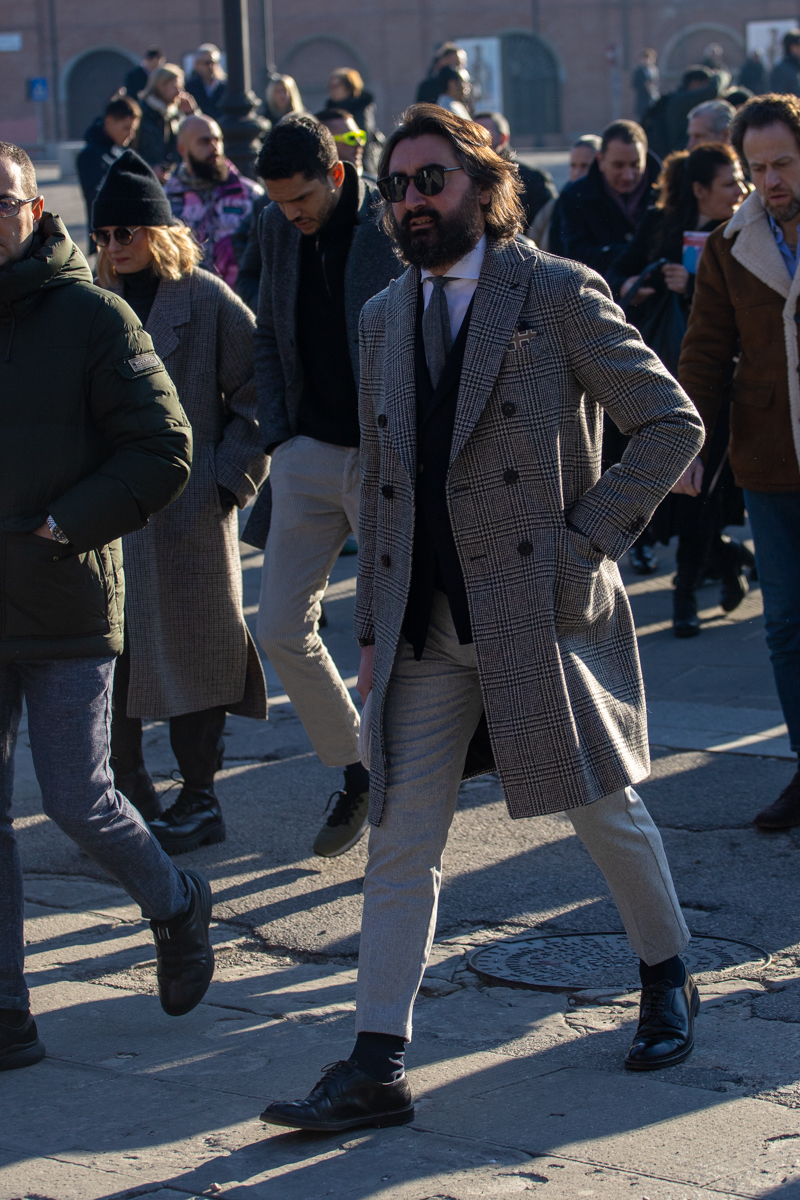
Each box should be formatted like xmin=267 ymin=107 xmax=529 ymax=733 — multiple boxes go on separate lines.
xmin=260 ymin=105 xmax=706 ymax=1134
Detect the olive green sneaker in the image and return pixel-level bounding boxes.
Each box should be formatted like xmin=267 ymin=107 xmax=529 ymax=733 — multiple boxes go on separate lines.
xmin=313 ymin=787 xmax=370 ymax=857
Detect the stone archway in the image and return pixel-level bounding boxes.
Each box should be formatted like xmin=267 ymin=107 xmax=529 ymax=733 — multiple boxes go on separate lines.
xmin=661 ymin=23 xmax=745 ymax=83
xmin=62 ymin=46 xmax=138 ymax=140
xmin=500 ymin=31 xmax=561 ymax=141
xmin=279 ymin=35 xmax=370 ymax=115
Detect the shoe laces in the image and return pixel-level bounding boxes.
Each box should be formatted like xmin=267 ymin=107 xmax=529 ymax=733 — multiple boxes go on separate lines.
xmin=323 ymin=788 xmax=365 ymax=827
xmin=313 ymin=1059 xmax=354 ymax=1091
xmin=637 ymin=981 xmax=676 ymax=1034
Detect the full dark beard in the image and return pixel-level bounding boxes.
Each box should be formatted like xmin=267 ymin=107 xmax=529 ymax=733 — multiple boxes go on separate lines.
xmin=188 ymin=153 xmax=229 ymax=184
xmin=392 ymin=187 xmax=485 ymax=269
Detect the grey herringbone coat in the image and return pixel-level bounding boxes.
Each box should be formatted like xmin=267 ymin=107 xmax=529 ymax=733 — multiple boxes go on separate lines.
xmin=122 ymin=269 xmax=269 ymax=719
xmin=355 ymin=238 xmax=704 ymax=822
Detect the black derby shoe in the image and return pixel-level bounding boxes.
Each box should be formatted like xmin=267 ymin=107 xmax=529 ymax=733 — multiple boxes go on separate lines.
xmin=0 ymin=1012 xmax=45 ymax=1072
xmin=260 ymin=1060 xmax=414 ymax=1132
xmin=673 ymin=586 xmax=700 ymax=639
xmin=625 ymin=972 xmax=699 ymax=1071
xmin=754 ymin=771 xmax=800 ymax=830
xmin=151 ymin=870 xmax=214 ymax=1017
xmin=148 ymin=788 xmax=225 ymax=856
xmin=629 ymin=544 xmax=659 ymax=575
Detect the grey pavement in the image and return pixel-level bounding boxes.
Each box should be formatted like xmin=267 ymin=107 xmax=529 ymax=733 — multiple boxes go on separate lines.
xmin=5 ymin=173 xmax=799 ymax=1200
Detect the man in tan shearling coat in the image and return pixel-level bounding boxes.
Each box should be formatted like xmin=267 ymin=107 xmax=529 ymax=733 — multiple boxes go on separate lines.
xmin=679 ymin=93 xmax=800 ymax=830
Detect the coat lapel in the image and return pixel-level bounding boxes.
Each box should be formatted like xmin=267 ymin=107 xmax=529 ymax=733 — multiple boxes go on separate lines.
xmin=449 ymin=240 xmax=530 ymax=467
xmin=383 ymin=267 xmax=419 ymax=482
xmin=725 ymin=190 xmax=791 ymax=299
xmin=145 ymin=277 xmax=192 ymax=359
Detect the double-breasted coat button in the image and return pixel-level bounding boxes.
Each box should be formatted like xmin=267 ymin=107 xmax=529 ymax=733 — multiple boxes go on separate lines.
xmin=629 ymin=517 xmax=646 ymax=534
xmin=377 ymin=413 xmax=387 ymax=428
xmin=381 ymin=484 xmax=394 ymax=498
xmin=517 ymin=541 xmax=533 ymax=556
xmin=503 ymin=469 xmax=520 ymax=485
xmin=417 ymin=463 xmax=424 ymax=474
xmin=381 ymin=553 xmax=391 ymax=567
xmin=501 ymin=402 xmax=516 ymax=417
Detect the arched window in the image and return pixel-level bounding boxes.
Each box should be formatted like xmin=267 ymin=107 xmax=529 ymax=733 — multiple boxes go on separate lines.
xmin=63 ymin=47 xmax=138 ymax=140
xmin=661 ymin=23 xmax=745 ymax=84
xmin=279 ymin=36 xmax=370 ymax=115
xmin=501 ymin=31 xmax=561 ymax=139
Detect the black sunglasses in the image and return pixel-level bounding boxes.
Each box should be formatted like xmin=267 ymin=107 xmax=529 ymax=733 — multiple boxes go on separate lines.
xmin=377 ymin=165 xmax=463 ymax=203
xmin=91 ymin=226 xmax=141 ymax=248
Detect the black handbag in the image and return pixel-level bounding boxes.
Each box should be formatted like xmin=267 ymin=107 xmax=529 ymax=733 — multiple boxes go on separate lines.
xmin=621 ymin=258 xmax=688 ymax=377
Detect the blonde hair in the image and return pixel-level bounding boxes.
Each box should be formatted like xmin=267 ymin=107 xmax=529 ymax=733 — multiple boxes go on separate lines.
xmin=140 ymin=64 xmax=184 ymax=103
xmin=266 ymin=74 xmax=303 ymax=115
xmin=96 ymin=224 xmax=203 ymax=288
xmin=330 ymin=68 xmax=363 ymax=98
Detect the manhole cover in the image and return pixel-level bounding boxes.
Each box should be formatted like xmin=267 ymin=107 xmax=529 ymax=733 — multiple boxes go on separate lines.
xmin=468 ymin=933 xmax=771 ymax=992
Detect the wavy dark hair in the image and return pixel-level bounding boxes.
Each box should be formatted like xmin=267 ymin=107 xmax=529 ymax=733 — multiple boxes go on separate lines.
xmin=731 ymin=92 xmax=800 ymax=161
xmin=651 ymin=141 xmax=738 ymax=257
xmin=376 ymin=103 xmax=525 ymax=245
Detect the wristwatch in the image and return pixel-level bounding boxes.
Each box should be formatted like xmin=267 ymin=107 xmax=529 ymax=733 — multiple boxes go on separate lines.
xmin=46 ymin=515 xmax=70 ymax=545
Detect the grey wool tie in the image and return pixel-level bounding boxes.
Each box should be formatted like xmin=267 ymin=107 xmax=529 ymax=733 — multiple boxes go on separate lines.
xmin=422 ymin=275 xmax=453 ymax=389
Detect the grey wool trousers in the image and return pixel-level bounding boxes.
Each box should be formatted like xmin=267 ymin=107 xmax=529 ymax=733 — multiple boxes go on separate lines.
xmin=356 ymin=592 xmax=690 ymax=1041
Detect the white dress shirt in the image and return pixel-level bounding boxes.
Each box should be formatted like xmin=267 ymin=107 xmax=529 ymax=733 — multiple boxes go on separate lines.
xmin=421 ymin=233 xmax=486 ymax=347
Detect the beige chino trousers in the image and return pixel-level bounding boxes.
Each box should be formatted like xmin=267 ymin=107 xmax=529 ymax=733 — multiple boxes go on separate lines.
xmin=356 ymin=592 xmax=690 ymax=1041
xmin=256 ymin=435 xmax=361 ymax=766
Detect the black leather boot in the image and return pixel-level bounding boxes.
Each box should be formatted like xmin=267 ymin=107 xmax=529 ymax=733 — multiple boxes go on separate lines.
xmin=718 ymin=536 xmax=749 ymax=613
xmin=673 ymin=581 xmax=700 ymax=638
xmin=148 ymin=788 xmax=225 ymax=855
xmin=150 ymin=870 xmax=214 ymax=1016
xmin=149 ymin=707 xmax=227 ymax=855
xmin=0 ymin=1010 xmax=45 ymax=1071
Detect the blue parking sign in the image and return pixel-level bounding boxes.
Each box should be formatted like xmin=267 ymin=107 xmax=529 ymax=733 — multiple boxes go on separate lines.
xmin=27 ymin=77 xmax=49 ymax=103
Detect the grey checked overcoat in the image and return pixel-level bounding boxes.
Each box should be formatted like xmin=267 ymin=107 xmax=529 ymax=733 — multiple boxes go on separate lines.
xmin=121 ymin=269 xmax=269 ymax=719
xmin=355 ymin=238 xmax=704 ymax=822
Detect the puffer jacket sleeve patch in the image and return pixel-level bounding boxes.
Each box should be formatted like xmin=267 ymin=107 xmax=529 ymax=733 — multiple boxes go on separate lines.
xmin=115 ymin=351 xmax=165 ymax=379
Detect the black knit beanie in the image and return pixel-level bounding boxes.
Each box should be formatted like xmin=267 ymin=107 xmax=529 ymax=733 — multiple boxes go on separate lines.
xmin=91 ymin=149 xmax=176 ymax=229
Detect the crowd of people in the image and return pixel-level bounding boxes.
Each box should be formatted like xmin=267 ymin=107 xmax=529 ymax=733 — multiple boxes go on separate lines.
xmin=0 ymin=30 xmax=798 ymax=1145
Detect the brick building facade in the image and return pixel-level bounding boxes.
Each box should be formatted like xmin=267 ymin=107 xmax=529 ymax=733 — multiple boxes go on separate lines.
xmin=0 ymin=1 xmax=798 ymax=150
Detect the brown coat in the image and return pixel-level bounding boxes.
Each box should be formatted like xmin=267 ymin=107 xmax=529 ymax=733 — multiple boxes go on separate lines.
xmin=679 ymin=190 xmax=800 ymax=492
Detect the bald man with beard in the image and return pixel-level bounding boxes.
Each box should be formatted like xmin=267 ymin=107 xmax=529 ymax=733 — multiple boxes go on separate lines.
xmin=164 ymin=115 xmax=263 ymax=286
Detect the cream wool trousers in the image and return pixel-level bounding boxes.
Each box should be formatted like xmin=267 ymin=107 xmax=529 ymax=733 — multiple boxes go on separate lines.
xmin=356 ymin=592 xmax=690 ymax=1040
xmin=257 ymin=435 xmax=361 ymax=767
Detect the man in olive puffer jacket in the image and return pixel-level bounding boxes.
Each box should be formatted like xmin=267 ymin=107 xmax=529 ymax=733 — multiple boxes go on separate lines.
xmin=0 ymin=142 xmax=214 ymax=1073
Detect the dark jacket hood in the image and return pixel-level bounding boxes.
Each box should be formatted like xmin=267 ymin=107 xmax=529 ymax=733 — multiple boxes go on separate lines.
xmin=0 ymin=214 xmax=92 ymax=316
xmin=83 ymin=117 xmax=114 ymax=149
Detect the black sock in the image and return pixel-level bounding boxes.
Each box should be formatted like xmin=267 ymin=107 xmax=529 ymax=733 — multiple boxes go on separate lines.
xmin=344 ymin=760 xmax=369 ymax=795
xmin=349 ymin=1031 xmax=405 ymax=1083
xmin=639 ymin=955 xmax=686 ymax=988
xmin=0 ymin=1007 xmax=29 ymax=1028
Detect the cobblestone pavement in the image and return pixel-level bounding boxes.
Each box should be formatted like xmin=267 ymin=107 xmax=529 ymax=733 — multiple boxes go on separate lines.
xmin=5 ymin=172 xmax=799 ymax=1200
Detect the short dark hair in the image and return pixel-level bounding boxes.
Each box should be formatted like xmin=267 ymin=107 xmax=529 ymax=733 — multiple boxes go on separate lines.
xmin=377 ymin=103 xmax=525 ymax=245
xmin=315 ymin=107 xmax=353 ymax=124
xmin=724 ymin=87 xmax=753 ymax=108
xmin=0 ymin=142 xmax=36 ymax=195
xmin=731 ymin=93 xmax=800 ymax=160
xmin=474 ymin=110 xmax=510 ymax=138
xmin=784 ymin=30 xmax=800 ymax=55
xmin=601 ymin=119 xmax=647 ymax=155
xmin=681 ymin=65 xmax=714 ymax=89
xmin=256 ymin=114 xmax=338 ymax=181
xmin=145 ymin=48 xmax=163 ymax=60
xmin=105 ymin=96 xmax=141 ymax=121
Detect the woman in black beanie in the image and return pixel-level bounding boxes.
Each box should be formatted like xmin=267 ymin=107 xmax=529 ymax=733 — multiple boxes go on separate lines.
xmin=93 ymin=150 xmax=269 ymax=854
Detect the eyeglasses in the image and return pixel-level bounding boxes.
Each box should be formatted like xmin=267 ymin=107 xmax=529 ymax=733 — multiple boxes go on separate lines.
xmin=0 ymin=195 xmax=38 ymax=218
xmin=91 ymin=227 xmax=141 ymax=248
xmin=333 ymin=129 xmax=367 ymax=147
xmin=377 ymin=165 xmax=463 ymax=203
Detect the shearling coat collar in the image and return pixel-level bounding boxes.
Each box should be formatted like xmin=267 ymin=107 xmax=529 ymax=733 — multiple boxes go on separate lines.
xmin=724 ymin=190 xmax=800 ymax=472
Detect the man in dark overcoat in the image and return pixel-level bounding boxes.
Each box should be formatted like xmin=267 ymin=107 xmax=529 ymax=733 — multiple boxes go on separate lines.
xmin=260 ymin=105 xmax=705 ymax=1133
xmin=250 ymin=116 xmax=403 ymax=858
